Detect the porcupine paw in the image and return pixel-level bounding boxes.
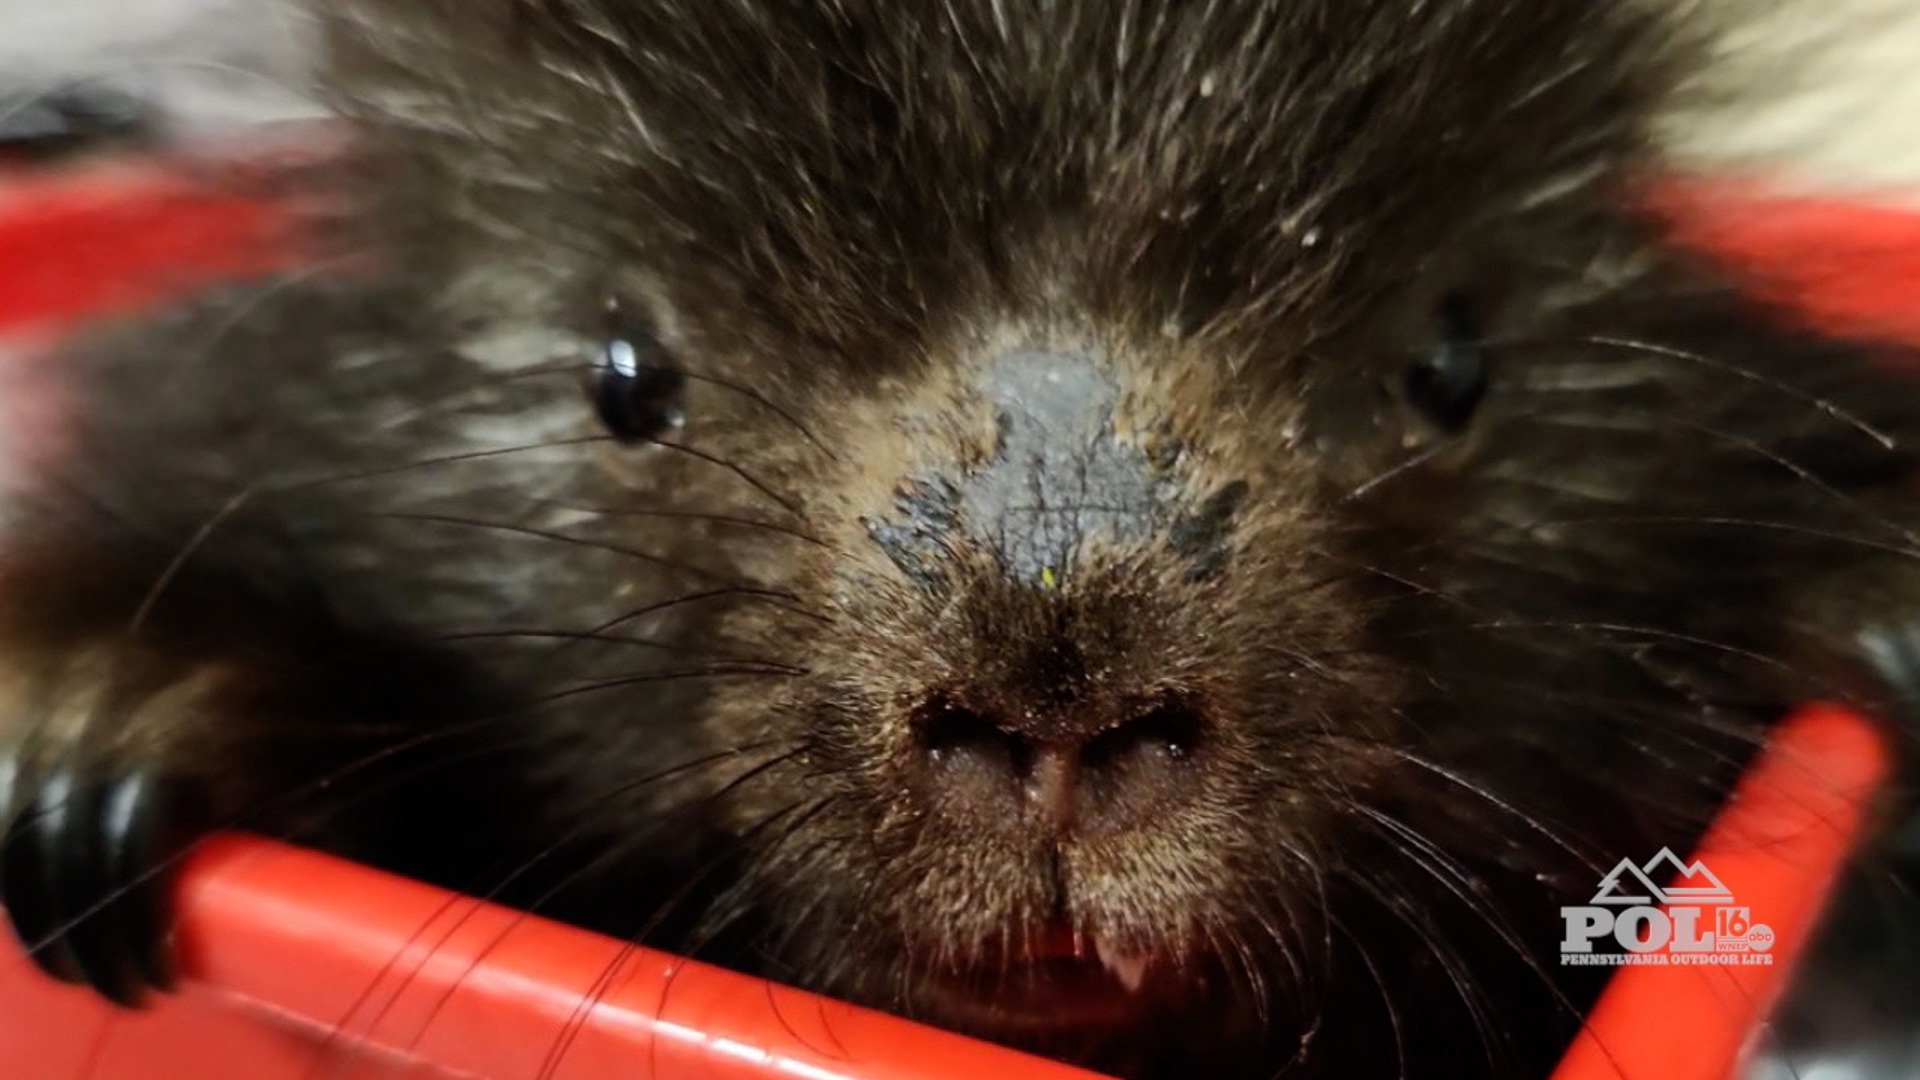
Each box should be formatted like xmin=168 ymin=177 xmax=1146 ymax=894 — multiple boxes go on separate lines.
xmin=0 ymin=734 xmax=194 ymax=1008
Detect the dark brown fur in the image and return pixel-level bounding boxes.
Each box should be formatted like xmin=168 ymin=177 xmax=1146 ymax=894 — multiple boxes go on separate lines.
xmin=7 ymin=2 xmax=1920 ymax=1077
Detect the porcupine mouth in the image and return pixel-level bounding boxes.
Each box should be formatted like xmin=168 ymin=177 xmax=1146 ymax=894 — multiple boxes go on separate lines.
xmin=910 ymin=923 xmax=1179 ymax=1038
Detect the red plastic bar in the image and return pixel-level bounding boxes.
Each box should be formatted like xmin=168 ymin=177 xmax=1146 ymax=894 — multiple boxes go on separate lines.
xmin=1551 ymin=703 xmax=1891 ymax=1080
xmin=0 ymin=834 xmax=1110 ymax=1080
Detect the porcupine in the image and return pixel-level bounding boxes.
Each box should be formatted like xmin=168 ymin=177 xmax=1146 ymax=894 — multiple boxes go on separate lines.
xmin=6 ymin=2 xmax=1920 ymax=1077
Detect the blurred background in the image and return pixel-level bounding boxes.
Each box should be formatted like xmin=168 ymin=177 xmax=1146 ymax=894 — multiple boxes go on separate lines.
xmin=0 ymin=0 xmax=318 ymax=141
xmin=3 ymin=0 xmax=1920 ymax=199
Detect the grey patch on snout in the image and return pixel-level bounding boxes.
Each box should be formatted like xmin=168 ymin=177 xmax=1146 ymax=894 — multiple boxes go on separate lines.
xmin=866 ymin=350 xmax=1245 ymax=590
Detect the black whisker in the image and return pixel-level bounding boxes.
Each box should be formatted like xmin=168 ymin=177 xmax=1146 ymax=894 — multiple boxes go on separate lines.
xmin=304 ymin=739 xmax=799 ymax=1075
xmin=368 ymin=511 xmax=740 ymax=584
xmin=647 ymin=438 xmax=803 ymax=517
xmin=677 ymin=370 xmax=840 ymax=464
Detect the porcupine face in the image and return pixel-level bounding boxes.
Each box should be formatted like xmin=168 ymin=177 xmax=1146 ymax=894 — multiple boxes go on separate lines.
xmin=93 ymin=0 xmax=1901 ymax=1075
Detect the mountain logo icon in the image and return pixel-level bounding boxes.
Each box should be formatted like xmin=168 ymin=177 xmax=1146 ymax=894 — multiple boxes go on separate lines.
xmin=1588 ymin=847 xmax=1732 ymax=905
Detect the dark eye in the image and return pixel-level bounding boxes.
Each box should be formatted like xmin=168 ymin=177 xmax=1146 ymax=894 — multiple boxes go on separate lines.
xmin=590 ymin=305 xmax=686 ymax=444
xmin=1402 ymin=293 xmax=1488 ymax=431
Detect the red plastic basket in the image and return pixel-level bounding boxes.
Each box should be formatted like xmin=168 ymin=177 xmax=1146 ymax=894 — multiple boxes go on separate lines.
xmin=0 ymin=146 xmax=1913 ymax=1079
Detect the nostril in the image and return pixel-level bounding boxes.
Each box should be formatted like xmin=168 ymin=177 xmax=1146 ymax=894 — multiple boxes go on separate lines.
xmin=1070 ymin=692 xmax=1211 ymax=833
xmin=1080 ymin=692 xmax=1209 ymax=794
xmin=911 ymin=691 xmax=1030 ymax=782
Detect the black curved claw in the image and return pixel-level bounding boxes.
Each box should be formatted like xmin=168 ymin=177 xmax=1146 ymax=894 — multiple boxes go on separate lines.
xmin=1 ymin=745 xmax=184 ymax=1008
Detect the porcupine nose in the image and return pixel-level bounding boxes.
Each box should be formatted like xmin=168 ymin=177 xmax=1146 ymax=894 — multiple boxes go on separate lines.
xmin=869 ymin=347 xmax=1228 ymax=833
xmin=909 ymin=688 xmax=1210 ymax=835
